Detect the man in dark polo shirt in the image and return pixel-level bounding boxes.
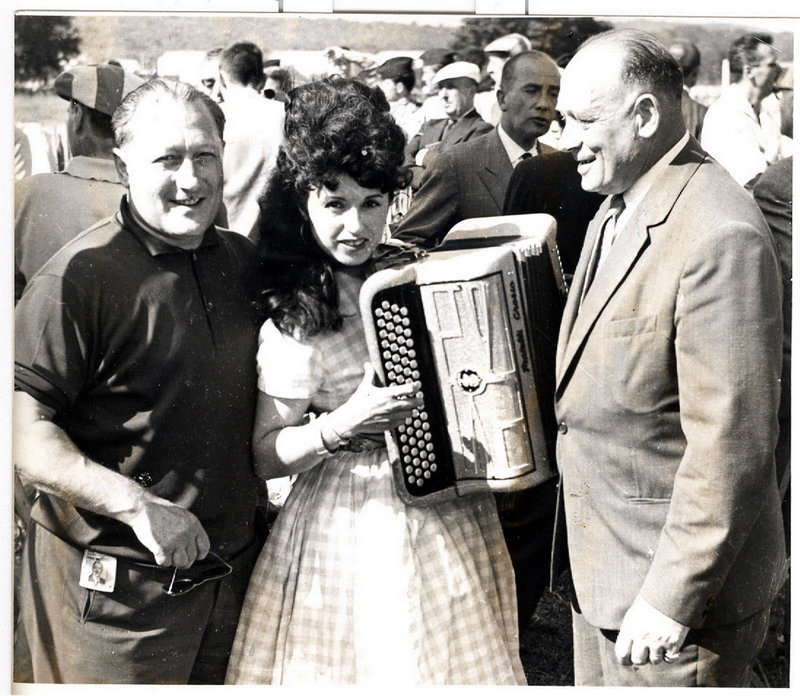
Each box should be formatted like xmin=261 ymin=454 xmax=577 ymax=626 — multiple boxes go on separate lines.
xmin=13 ymin=78 xmax=262 ymax=684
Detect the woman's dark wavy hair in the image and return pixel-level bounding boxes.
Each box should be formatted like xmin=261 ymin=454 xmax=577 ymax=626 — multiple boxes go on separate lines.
xmin=256 ymin=76 xmax=410 ymax=340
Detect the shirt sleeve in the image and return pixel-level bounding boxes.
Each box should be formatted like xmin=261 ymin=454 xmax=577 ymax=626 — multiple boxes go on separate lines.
xmin=256 ymin=319 xmax=324 ymax=399
xmin=14 ymin=272 xmax=91 ymax=413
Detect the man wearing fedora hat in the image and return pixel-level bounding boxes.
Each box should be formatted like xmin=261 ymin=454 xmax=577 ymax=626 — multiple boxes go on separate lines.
xmin=14 ymin=63 xmax=144 ymax=301
xmin=404 ymin=61 xmax=492 ymax=188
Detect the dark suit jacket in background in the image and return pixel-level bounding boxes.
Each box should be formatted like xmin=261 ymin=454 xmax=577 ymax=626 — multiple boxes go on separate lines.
xmin=554 ymin=137 xmax=786 ymax=631
xmin=394 ymin=128 xmax=565 ymax=629
xmin=682 ymin=86 xmax=708 ymax=140
xmin=753 ymin=156 xmax=792 ymax=502
xmin=394 ymin=129 xmax=554 ymax=248
xmin=404 ymin=109 xmax=493 ymax=188
xmin=504 ymin=151 xmax=604 ymax=278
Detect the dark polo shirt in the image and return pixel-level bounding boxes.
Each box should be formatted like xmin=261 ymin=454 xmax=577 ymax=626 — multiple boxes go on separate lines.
xmin=15 ymin=197 xmax=262 ymax=563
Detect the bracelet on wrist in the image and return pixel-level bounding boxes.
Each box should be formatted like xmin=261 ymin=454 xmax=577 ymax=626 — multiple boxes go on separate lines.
xmin=315 ymin=413 xmax=345 ymax=456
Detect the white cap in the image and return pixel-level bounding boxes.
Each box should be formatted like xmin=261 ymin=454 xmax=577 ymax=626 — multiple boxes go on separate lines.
xmin=484 ymin=33 xmax=532 ymax=56
xmin=432 ymin=61 xmax=481 ymax=86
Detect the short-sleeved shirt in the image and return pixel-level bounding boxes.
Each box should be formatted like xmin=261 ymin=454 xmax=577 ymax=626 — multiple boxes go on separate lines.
xmin=256 ymin=271 xmax=369 ymax=413
xmin=15 ymin=155 xmax=126 ymax=300
xmin=15 ymin=196 xmax=262 ymax=562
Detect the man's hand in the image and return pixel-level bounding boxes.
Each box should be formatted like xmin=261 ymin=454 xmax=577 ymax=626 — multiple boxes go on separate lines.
xmin=126 ymin=495 xmax=210 ymax=569
xmin=615 ymin=595 xmax=690 ymax=666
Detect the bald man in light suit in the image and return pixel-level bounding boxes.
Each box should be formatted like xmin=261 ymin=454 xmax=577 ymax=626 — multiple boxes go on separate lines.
xmin=554 ymin=29 xmax=785 ymax=687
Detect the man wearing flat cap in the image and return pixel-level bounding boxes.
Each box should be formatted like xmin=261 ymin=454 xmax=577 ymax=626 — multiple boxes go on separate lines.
xmin=377 ymin=56 xmax=423 ymax=139
xmin=14 ymin=78 xmax=263 ymax=683
xmin=404 ymin=61 xmax=492 ymax=188
xmin=14 ymin=63 xmax=144 ymax=301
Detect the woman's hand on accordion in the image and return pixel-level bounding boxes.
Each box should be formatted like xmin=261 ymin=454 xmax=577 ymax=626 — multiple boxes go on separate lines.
xmin=329 ymin=363 xmax=422 ymax=438
xmin=251 ymin=364 xmax=421 ymax=480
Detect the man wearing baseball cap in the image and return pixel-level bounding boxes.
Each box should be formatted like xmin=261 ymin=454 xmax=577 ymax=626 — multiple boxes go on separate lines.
xmin=404 ymin=61 xmax=492 ymax=188
xmin=15 ymin=63 xmax=144 ymax=301
xmin=376 ymin=56 xmax=423 ymax=139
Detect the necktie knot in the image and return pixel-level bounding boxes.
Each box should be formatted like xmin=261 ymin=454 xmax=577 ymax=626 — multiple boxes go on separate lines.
xmin=514 ymin=152 xmax=533 ymax=168
xmin=580 ymin=193 xmax=627 ymax=308
xmin=608 ymin=193 xmax=626 ymax=219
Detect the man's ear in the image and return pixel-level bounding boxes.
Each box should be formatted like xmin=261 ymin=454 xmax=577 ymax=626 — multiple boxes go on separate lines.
xmin=634 ymin=93 xmax=660 ymax=138
xmin=112 ymin=147 xmax=129 ymax=187
xmin=70 ymin=101 xmax=85 ymax=133
xmin=496 ymin=87 xmax=508 ymax=112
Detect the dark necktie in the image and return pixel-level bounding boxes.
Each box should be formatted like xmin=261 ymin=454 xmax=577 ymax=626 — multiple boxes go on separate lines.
xmin=515 ymin=152 xmax=533 ymax=167
xmin=580 ymin=194 xmax=626 ymax=306
xmin=440 ymin=118 xmax=455 ymax=141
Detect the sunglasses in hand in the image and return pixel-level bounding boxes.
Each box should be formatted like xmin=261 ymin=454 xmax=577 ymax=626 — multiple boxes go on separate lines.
xmin=163 ymin=552 xmax=232 ymax=596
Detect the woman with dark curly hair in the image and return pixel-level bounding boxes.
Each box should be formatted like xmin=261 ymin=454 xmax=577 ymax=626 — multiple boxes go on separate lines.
xmin=225 ymin=77 xmax=525 ymax=685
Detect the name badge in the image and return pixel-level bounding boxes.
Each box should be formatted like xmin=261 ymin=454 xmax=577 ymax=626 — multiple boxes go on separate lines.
xmin=79 ymin=550 xmax=117 ymax=593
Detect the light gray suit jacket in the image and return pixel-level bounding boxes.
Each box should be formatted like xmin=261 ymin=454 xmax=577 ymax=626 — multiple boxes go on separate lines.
xmin=554 ymin=137 xmax=786 ymax=630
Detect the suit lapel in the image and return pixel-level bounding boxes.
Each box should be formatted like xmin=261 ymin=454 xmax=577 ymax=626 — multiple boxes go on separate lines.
xmin=555 ymin=200 xmax=608 ymax=383
xmin=446 ymin=111 xmax=479 ymax=144
xmin=476 ymin=130 xmax=513 ymax=211
xmin=556 ymin=138 xmax=706 ymax=390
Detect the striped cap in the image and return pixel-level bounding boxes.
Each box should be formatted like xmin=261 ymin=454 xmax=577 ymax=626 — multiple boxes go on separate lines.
xmin=54 ymin=64 xmax=145 ymax=116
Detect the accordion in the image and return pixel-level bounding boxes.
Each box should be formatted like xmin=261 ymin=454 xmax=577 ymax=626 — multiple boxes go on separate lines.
xmin=360 ymin=214 xmax=567 ymax=505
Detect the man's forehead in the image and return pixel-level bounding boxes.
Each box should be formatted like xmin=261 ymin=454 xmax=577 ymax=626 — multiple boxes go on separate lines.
xmin=559 ymin=68 xmax=622 ymax=115
xmin=124 ymin=96 xmax=220 ymax=143
xmin=512 ymin=60 xmax=561 ymax=86
xmin=561 ymin=48 xmax=623 ymax=96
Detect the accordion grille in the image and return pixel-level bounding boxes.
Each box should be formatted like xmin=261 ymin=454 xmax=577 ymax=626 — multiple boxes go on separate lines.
xmin=371 ymin=285 xmax=456 ymax=497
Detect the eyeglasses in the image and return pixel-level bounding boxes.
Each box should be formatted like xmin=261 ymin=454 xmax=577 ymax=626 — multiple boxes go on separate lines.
xmin=163 ymin=552 xmax=232 ymax=596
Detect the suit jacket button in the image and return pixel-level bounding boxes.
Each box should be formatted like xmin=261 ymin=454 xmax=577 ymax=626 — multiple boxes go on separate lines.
xmin=558 ymin=422 xmax=568 ymax=434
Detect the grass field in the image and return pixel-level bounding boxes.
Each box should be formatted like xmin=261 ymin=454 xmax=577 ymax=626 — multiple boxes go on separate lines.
xmin=15 ymin=92 xmax=66 ymax=127
xmin=521 ymin=573 xmax=790 ymax=686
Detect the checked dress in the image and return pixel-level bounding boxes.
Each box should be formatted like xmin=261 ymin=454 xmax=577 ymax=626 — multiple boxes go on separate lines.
xmin=225 ymin=271 xmax=526 ymax=685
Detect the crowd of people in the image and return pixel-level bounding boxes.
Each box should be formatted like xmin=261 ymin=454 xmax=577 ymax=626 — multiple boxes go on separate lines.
xmin=12 ymin=24 xmax=792 ymax=687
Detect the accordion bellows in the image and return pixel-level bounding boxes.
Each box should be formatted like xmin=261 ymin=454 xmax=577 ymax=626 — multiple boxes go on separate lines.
xmin=361 ymin=214 xmax=567 ymax=505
